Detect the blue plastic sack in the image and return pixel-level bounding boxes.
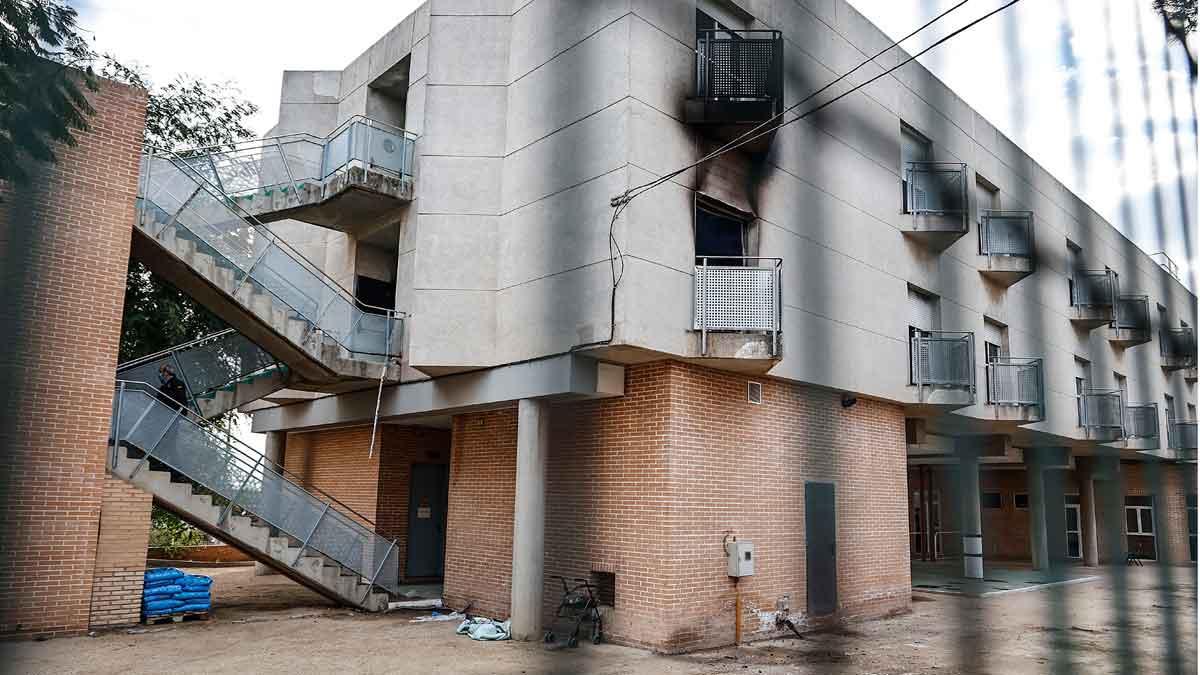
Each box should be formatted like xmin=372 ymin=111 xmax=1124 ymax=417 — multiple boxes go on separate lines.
xmin=143 ymin=598 xmax=185 ymax=613
xmin=144 ymin=568 xmax=184 ymax=583
xmin=179 ymin=575 xmax=212 ymax=588
xmin=175 ymin=591 xmax=210 ymax=601
xmin=142 ymin=584 xmax=182 ymax=598
xmin=176 ymin=602 xmax=211 ymax=613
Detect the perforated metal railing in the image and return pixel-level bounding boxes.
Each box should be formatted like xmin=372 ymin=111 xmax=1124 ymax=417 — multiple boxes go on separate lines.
xmin=139 ymin=149 xmax=404 ymax=361
xmin=1080 ymin=389 xmax=1125 ymax=437
xmin=906 ymin=162 xmax=969 ymax=223
xmin=1114 ymin=295 xmax=1151 ymax=331
xmin=694 ymin=257 xmax=783 ymax=357
xmin=911 ymin=331 xmax=975 ymax=392
xmin=110 ymin=381 xmax=400 ymax=595
xmin=695 ymin=29 xmax=783 ymax=103
xmin=1167 ymin=419 xmax=1198 ymax=450
xmin=978 ymin=210 xmax=1033 ymax=257
xmin=1125 ymin=402 xmax=1160 ymax=439
xmin=1071 ymin=269 xmax=1118 ymax=307
xmin=117 ymin=329 xmax=281 ymax=417
xmin=985 ymin=357 xmax=1042 ymax=408
xmin=1160 ymin=327 xmax=1197 ymax=367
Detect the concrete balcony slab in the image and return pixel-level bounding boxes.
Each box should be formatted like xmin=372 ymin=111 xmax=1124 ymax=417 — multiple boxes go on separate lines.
xmin=977 ymin=255 xmax=1033 ymax=287
xmin=1068 ymin=305 xmax=1115 ymax=329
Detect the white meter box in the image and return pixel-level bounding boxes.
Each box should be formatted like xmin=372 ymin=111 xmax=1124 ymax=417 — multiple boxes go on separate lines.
xmin=727 ymin=540 xmax=754 ymax=577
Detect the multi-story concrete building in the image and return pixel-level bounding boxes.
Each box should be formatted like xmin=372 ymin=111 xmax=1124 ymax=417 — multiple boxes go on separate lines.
xmin=1 ymin=0 xmax=1195 ymax=652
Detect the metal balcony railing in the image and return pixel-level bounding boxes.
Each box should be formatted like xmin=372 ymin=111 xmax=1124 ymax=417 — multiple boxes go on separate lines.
xmin=1160 ymin=327 xmax=1197 ymax=367
xmin=694 ymin=257 xmax=782 ymax=357
xmin=1071 ymin=269 xmax=1118 ymax=308
xmin=911 ymin=331 xmax=975 ymax=393
xmin=1124 ymin=402 xmax=1159 ymax=439
xmin=1079 ymin=389 xmax=1124 ymax=437
xmin=1151 ymin=251 xmax=1180 ymax=280
xmin=694 ymin=29 xmax=783 ymax=106
xmin=1113 ymin=295 xmax=1151 ymax=331
xmin=985 ymin=357 xmax=1043 ymax=408
xmin=111 ymin=381 xmax=400 ymax=594
xmin=117 ymin=329 xmax=282 ymax=417
xmin=978 ymin=210 xmax=1033 ymax=257
xmin=139 ymin=148 xmax=405 ymax=361
xmin=1167 ymin=419 xmax=1198 ymax=450
xmin=905 ymin=162 xmax=969 ymax=224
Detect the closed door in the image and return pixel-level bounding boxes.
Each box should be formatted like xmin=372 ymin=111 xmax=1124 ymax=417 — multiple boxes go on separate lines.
xmin=406 ymin=463 xmax=449 ymax=578
xmin=1065 ymin=504 xmax=1082 ymax=559
xmin=806 ymin=482 xmax=838 ymax=616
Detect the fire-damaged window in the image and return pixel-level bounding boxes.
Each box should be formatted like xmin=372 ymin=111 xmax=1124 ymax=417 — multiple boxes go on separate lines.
xmin=695 ymin=198 xmax=753 ymax=265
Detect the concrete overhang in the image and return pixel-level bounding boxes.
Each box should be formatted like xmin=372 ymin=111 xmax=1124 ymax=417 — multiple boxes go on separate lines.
xmin=251 ymin=354 xmax=624 ymax=433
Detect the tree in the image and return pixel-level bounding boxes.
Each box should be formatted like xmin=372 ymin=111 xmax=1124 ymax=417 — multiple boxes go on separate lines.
xmin=0 ymin=0 xmax=97 ymax=188
xmin=1155 ymin=0 xmax=1198 ymax=81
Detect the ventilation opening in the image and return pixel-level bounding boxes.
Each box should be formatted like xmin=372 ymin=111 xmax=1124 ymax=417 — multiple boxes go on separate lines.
xmin=590 ymin=571 xmax=615 ymax=607
xmin=746 ymin=381 xmax=763 ymax=404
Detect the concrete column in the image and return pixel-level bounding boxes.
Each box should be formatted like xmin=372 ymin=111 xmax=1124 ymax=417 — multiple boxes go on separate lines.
xmin=510 ymin=399 xmax=549 ymax=640
xmin=256 ymin=431 xmax=287 ymax=576
xmin=1078 ymin=459 xmax=1100 ymax=567
xmin=1026 ymin=458 xmax=1050 ymax=570
xmin=959 ymin=454 xmax=984 ymax=579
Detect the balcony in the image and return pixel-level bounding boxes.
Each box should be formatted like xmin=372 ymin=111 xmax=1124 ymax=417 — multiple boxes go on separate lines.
xmin=693 ymin=257 xmax=782 ymax=367
xmin=1068 ymin=270 xmax=1117 ymax=329
xmin=1123 ymin=402 xmax=1160 ymax=451
xmin=984 ymin=357 xmax=1043 ymax=423
xmin=1160 ymin=327 xmax=1197 ymax=371
xmin=685 ymin=29 xmax=783 ymax=147
xmin=1079 ymin=389 xmax=1124 ymax=442
xmin=910 ymin=331 xmax=975 ymax=408
xmin=1107 ymin=295 xmax=1151 ymax=347
xmin=1167 ymin=419 xmax=1198 ymax=452
xmin=903 ymin=162 xmax=969 ymax=251
xmin=976 ymin=210 xmax=1034 ymax=286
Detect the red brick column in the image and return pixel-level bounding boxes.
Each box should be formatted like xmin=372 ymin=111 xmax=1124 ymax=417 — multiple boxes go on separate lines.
xmin=89 ymin=477 xmax=153 ymax=628
xmin=0 ymin=77 xmax=147 ymax=639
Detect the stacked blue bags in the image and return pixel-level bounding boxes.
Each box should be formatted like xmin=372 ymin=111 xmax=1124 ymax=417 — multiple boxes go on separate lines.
xmin=142 ymin=568 xmax=214 ymax=618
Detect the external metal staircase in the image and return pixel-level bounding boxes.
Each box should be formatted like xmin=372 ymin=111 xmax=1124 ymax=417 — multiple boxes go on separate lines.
xmin=111 ymin=352 xmax=399 ymax=610
xmin=134 ymin=121 xmax=410 ymax=390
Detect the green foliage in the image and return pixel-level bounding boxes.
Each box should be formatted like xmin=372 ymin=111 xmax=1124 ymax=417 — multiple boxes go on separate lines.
xmin=149 ymin=506 xmax=208 ymax=557
xmin=1155 ymin=0 xmax=1198 ymax=37
xmin=0 ymin=0 xmax=98 ymax=187
xmin=119 ymin=259 xmax=226 ymax=363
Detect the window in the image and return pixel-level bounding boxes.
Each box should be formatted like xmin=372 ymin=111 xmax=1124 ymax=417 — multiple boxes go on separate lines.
xmin=591 ymin=571 xmax=616 ymax=607
xmin=695 ymin=199 xmax=748 ymax=264
xmin=1075 ymin=357 xmax=1091 ymax=426
xmin=1067 ymin=240 xmax=1082 ymax=305
xmin=981 ymin=492 xmax=1003 ymax=509
xmin=1013 ymin=493 xmax=1029 ymax=510
xmin=975 ymin=176 xmax=1000 ymax=226
xmin=1165 ymin=394 xmax=1176 ymax=423
xmin=355 ymin=275 xmax=396 ymax=314
xmin=901 ymin=124 xmax=932 ymax=213
xmin=1125 ymin=496 xmax=1154 ymax=535
xmin=907 ymin=286 xmax=939 ymax=384
xmin=1187 ymin=495 xmax=1197 ymax=562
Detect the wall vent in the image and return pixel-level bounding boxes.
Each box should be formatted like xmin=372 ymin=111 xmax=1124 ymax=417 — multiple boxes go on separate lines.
xmin=747 ymin=381 xmax=763 ymax=404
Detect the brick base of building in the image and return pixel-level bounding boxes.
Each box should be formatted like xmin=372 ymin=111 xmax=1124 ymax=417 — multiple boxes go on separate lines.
xmin=88 ymin=477 xmax=153 ymax=629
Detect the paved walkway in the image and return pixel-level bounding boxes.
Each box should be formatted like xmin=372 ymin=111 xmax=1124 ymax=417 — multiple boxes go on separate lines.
xmin=911 ymin=560 xmax=1102 ymax=596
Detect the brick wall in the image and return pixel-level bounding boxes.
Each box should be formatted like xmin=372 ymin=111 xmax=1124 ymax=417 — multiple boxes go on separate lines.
xmin=284 ymin=424 xmax=450 ymax=579
xmin=978 ymin=469 xmax=1035 ymax=560
xmin=441 ymin=360 xmax=911 ymax=653
xmin=1122 ymin=461 xmax=1196 ymax=564
xmin=0 ymin=77 xmax=147 ymax=638
xmin=89 ymin=477 xmax=152 ymax=628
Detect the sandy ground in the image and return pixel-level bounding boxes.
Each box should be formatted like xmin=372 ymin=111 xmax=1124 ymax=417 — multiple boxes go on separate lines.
xmin=3 ymin=564 xmax=1194 ymax=675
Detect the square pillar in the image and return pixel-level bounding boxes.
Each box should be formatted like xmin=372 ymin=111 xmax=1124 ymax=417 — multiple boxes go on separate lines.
xmin=958 ymin=453 xmax=984 ymax=579
xmin=256 ymin=431 xmax=287 ymax=577
xmin=510 ymin=399 xmax=549 ymax=640
xmin=1026 ymin=459 xmax=1050 ymax=570
xmin=1077 ymin=458 xmax=1100 ymax=567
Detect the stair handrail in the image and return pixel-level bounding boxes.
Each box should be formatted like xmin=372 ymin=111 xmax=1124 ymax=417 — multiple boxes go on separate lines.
xmin=167 ymin=114 xmax=415 ymax=158
xmin=116 ymin=328 xmax=238 ymax=372
xmin=114 ymin=379 xmax=380 ymax=531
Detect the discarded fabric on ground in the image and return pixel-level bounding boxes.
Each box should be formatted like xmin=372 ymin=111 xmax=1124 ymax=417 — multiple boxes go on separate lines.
xmin=456 ymin=617 xmax=511 ymax=641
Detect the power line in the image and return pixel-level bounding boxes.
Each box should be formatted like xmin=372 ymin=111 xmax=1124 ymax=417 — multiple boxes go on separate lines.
xmin=614 ymin=0 xmax=1022 ymax=207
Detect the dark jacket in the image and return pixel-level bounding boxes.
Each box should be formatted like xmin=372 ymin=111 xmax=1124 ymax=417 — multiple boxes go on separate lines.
xmin=158 ymin=376 xmax=189 ymax=411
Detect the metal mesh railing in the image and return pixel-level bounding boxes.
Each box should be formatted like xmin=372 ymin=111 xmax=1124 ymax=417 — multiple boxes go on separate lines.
xmin=1114 ymin=295 xmax=1151 ymax=331
xmin=1071 ymin=269 xmax=1117 ymax=307
xmin=978 ymin=210 xmax=1033 ymax=257
xmin=694 ymin=257 xmax=782 ymax=356
xmin=695 ymin=30 xmax=783 ymax=102
xmin=1080 ymin=389 xmax=1124 ymax=435
xmin=1167 ymin=419 xmax=1198 ymax=450
xmin=985 ymin=357 xmax=1042 ymax=407
xmin=906 ymin=162 xmax=968 ymax=221
xmin=1160 ymin=327 xmax=1197 ymax=366
xmin=1125 ymin=403 xmax=1159 ymax=439
xmin=139 ymin=150 xmax=404 ymax=361
xmin=110 ymin=382 xmax=400 ymax=594
xmin=117 ymin=329 xmax=281 ymax=417
xmin=911 ymin=331 xmax=975 ymax=390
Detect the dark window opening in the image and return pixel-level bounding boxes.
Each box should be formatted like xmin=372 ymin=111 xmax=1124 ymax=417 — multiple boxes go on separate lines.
xmin=901 ymin=124 xmax=932 ymax=213
xmin=981 ymin=492 xmax=1003 ymax=509
xmin=1014 ymin=493 xmax=1029 ymax=509
xmin=695 ymin=201 xmax=747 ymax=265
xmin=591 ymin=571 xmax=616 ymax=607
xmin=356 ymin=275 xmax=396 ymax=314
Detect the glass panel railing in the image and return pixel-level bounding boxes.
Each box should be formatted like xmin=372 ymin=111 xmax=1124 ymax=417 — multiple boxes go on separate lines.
xmin=1125 ymin=403 xmax=1159 ymax=439
xmin=1080 ymin=389 xmax=1124 ymax=433
xmin=1168 ymin=420 xmax=1198 ymax=450
xmin=979 ymin=210 xmax=1033 ymax=257
xmin=110 ymin=384 xmax=400 ymax=594
xmin=139 ymin=148 xmax=404 ymax=360
xmin=986 ymin=357 xmax=1042 ymax=407
xmin=1071 ymin=270 xmax=1117 ymax=307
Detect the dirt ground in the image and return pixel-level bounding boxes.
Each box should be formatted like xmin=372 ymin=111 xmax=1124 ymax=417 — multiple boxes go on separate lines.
xmin=3 ymin=564 xmax=1194 ymax=674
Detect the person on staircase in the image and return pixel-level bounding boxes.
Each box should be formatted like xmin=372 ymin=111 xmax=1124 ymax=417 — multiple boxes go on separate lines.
xmin=157 ymin=364 xmax=190 ymax=412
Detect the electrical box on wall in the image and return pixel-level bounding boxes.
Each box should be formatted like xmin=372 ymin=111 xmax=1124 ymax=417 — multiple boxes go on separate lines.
xmin=727 ymin=540 xmax=754 ymax=577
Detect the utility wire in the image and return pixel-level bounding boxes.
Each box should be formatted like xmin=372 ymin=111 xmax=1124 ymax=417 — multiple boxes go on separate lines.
xmin=614 ymin=0 xmax=1021 ymax=207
